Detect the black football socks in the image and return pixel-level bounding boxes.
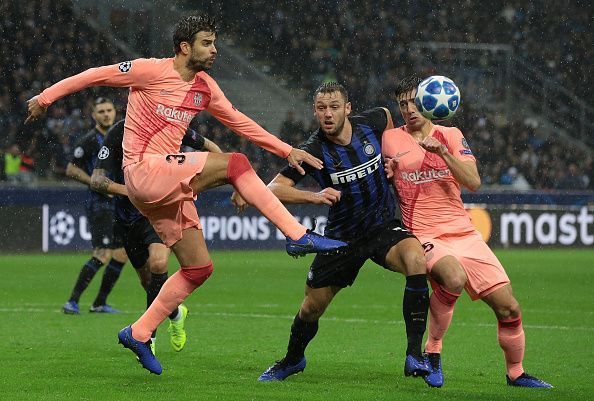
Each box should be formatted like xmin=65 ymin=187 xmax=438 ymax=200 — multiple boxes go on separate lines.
xmin=92 ymin=259 xmax=125 ymax=307
xmin=68 ymin=257 xmax=103 ymax=303
xmin=403 ymin=274 xmax=430 ymax=357
xmin=286 ymin=314 xmax=319 ymax=364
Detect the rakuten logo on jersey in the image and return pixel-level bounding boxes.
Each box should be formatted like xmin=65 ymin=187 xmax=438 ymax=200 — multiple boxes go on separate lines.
xmin=330 ymin=155 xmax=381 ymax=185
xmin=401 ymin=168 xmax=451 ymax=184
xmin=156 ymin=104 xmax=195 ymax=123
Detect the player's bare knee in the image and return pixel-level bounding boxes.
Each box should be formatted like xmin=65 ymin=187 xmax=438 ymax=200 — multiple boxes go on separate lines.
xmin=501 ymin=299 xmax=521 ymax=319
xmin=300 ymin=300 xmax=327 ymax=320
xmin=441 ymin=267 xmax=466 ymax=293
xmin=300 ymin=306 xmax=325 ymax=321
xmin=149 ymin=256 xmax=168 ymax=274
xmin=509 ymin=301 xmax=521 ymax=318
xmin=112 ymin=248 xmax=128 ymax=263
xmin=448 ymin=275 xmax=466 ymax=294
xmin=93 ymin=248 xmax=111 ymax=264
xmin=404 ymin=252 xmax=427 ymax=275
xmin=493 ymin=299 xmax=521 ymax=320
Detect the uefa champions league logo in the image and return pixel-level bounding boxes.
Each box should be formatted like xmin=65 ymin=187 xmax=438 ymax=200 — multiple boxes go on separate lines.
xmin=118 ymin=61 xmax=132 ymax=73
xmin=49 ymin=211 xmax=76 ymax=245
xmin=98 ymin=146 xmax=110 ymax=160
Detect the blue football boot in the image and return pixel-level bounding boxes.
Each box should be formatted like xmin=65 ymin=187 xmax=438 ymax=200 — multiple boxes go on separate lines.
xmin=404 ymin=354 xmax=430 ymax=377
xmin=258 ymin=357 xmax=307 ymax=381
xmin=62 ymin=301 xmax=80 ymax=315
xmin=90 ymin=304 xmax=120 ymax=314
xmin=286 ymin=230 xmax=347 ymax=257
xmin=118 ymin=325 xmax=162 ymax=375
xmin=423 ymin=353 xmax=444 ymax=387
xmin=507 ymin=373 xmax=553 ymax=388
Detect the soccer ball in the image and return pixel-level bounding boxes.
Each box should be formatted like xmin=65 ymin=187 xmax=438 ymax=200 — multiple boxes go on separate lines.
xmin=414 ymin=75 xmax=461 ymax=120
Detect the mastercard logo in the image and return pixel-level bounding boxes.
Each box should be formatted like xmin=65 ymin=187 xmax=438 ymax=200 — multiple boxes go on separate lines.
xmin=466 ymin=207 xmax=492 ymax=242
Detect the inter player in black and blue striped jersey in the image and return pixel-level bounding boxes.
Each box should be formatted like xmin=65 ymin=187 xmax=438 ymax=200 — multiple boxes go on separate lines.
xmin=237 ymin=82 xmax=431 ymax=381
xmin=62 ymin=97 xmax=128 ymax=315
xmin=90 ymin=118 xmax=222 ymax=354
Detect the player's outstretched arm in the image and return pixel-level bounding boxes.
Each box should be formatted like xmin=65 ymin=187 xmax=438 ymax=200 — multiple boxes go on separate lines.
xmin=65 ymin=162 xmax=92 ymax=186
xmin=268 ymin=174 xmax=340 ymax=205
xmin=26 ymin=60 xmax=153 ymax=123
xmin=90 ymin=168 xmax=128 ymax=197
xmin=203 ymin=138 xmax=223 ymax=153
xmin=182 ymin=127 xmax=223 ymax=153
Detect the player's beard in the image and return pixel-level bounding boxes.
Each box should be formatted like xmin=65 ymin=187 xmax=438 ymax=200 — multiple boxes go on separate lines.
xmin=186 ymin=53 xmax=215 ymax=73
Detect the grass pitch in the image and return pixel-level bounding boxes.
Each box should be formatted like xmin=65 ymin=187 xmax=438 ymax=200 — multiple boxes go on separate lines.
xmin=0 ymin=249 xmax=592 ymax=401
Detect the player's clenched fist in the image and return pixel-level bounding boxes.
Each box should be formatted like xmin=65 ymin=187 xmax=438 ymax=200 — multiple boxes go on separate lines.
xmin=419 ymin=134 xmax=448 ymax=156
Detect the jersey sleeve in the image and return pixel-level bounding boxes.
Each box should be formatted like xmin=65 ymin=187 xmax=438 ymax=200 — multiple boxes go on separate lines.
xmin=443 ymin=127 xmax=476 ymax=162
xmin=181 ymin=128 xmax=206 ymax=150
xmin=38 ymin=58 xmax=160 ymax=107
xmin=203 ymin=75 xmax=293 ymax=158
xmin=95 ymin=120 xmax=125 ymax=174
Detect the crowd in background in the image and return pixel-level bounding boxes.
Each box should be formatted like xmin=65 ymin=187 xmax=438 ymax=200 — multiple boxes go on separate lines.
xmin=0 ymin=0 xmax=127 ymax=184
xmin=1 ymin=0 xmax=591 ymax=190
xmin=223 ymin=0 xmax=592 ymax=109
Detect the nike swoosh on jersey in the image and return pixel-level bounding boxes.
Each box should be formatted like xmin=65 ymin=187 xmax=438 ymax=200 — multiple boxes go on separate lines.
xmin=393 ymin=151 xmax=410 ymax=158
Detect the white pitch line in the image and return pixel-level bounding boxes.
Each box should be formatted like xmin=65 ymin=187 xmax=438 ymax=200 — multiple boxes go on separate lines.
xmin=2 ymin=306 xmax=593 ymax=332
xmin=15 ymin=302 xmax=592 ymax=315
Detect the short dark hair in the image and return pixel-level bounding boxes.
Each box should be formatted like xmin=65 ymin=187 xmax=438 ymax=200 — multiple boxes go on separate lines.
xmin=173 ymin=14 xmax=218 ymax=54
xmin=93 ymin=97 xmax=113 ymax=108
xmin=394 ymin=75 xmax=423 ymax=98
xmin=313 ymin=82 xmax=349 ymax=103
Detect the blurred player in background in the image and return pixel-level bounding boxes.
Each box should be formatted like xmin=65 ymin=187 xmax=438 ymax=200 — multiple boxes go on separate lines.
xmin=91 ymin=118 xmax=222 ymax=355
xmin=383 ymin=75 xmax=552 ymax=388
xmin=26 ymin=14 xmax=347 ymax=375
xmin=62 ymin=97 xmax=128 ymax=315
xmin=233 ymin=82 xmax=430 ymax=381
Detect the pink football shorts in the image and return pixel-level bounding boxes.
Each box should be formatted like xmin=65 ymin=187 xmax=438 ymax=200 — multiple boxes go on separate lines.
xmin=419 ymin=230 xmax=510 ymax=300
xmin=124 ymin=152 xmax=209 ymax=246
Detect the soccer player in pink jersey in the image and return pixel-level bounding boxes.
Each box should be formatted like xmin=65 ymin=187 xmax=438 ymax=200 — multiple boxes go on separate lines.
xmin=382 ymin=76 xmax=552 ymax=388
xmin=25 ymin=14 xmax=347 ymax=375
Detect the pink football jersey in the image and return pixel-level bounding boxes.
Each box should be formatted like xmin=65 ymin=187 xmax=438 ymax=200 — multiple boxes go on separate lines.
xmin=382 ymin=125 xmax=476 ymax=238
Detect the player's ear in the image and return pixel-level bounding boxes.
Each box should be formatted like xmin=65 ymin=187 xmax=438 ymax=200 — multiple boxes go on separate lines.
xmin=345 ymin=102 xmax=352 ymax=116
xmin=179 ymin=41 xmax=191 ymax=55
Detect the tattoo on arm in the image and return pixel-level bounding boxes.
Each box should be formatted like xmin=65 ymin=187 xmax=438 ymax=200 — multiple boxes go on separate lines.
xmin=96 ymin=176 xmax=113 ymax=194
xmin=90 ymin=169 xmax=113 ymax=194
